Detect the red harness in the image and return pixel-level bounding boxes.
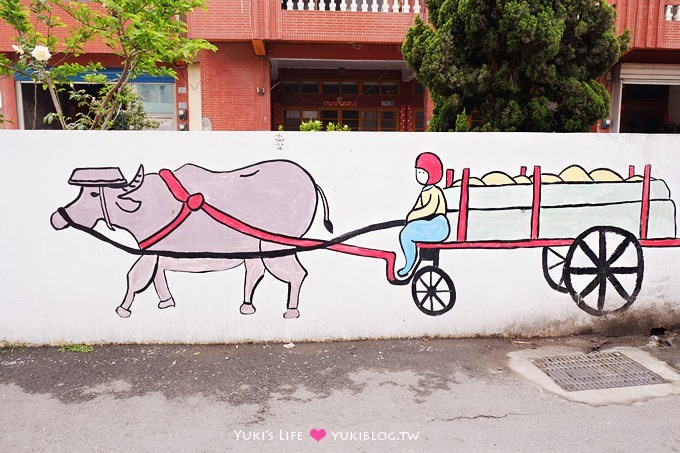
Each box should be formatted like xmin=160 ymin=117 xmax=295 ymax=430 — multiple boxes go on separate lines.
xmin=139 ymin=169 xmax=398 ymax=281
xmin=140 ymin=169 xmax=313 ymax=250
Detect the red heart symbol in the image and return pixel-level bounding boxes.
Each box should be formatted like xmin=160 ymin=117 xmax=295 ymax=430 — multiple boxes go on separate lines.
xmin=309 ymin=428 xmax=326 ymax=442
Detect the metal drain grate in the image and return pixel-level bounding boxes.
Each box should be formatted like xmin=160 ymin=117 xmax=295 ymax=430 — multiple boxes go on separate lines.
xmin=531 ymin=351 xmax=667 ymax=392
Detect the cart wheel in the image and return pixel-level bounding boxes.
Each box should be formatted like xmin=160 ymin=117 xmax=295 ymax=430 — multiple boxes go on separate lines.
xmin=542 ymin=246 xmax=569 ymax=293
xmin=411 ymin=266 xmax=456 ymax=316
xmin=563 ymin=226 xmax=644 ymax=316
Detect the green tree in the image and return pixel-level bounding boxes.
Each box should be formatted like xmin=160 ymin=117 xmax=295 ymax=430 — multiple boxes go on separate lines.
xmin=402 ymin=0 xmax=630 ymax=132
xmin=0 ymin=0 xmax=216 ymax=130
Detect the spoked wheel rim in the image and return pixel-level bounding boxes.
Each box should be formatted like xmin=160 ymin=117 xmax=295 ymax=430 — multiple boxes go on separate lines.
xmin=563 ymin=226 xmax=643 ymax=316
xmin=411 ymin=266 xmax=456 ymax=316
xmin=542 ymin=246 xmax=569 ymax=293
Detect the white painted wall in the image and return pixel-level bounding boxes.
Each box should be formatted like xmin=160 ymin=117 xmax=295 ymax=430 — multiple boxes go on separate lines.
xmin=1 ymin=131 xmax=680 ymax=344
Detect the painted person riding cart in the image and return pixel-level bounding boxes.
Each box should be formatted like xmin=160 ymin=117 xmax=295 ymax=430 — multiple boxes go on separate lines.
xmin=398 ymin=152 xmax=451 ymax=278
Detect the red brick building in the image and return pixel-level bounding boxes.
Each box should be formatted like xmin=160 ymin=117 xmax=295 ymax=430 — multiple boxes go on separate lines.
xmin=609 ymin=0 xmax=680 ymax=132
xmin=1 ymin=0 xmax=679 ymax=132
xmin=186 ymin=0 xmax=426 ymax=131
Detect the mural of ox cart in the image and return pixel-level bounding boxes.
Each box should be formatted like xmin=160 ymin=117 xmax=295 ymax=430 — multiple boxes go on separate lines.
xmin=51 ymin=161 xmax=677 ymax=320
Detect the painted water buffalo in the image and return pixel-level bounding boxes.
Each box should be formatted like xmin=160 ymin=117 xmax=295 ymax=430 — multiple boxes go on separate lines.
xmin=50 ymin=160 xmax=333 ymax=319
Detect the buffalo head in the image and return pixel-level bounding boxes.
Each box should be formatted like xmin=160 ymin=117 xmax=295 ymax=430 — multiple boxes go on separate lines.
xmin=50 ymin=165 xmax=144 ymax=231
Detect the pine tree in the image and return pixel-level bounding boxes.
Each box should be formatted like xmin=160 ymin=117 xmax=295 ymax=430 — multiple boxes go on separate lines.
xmin=402 ymin=0 xmax=630 ymax=132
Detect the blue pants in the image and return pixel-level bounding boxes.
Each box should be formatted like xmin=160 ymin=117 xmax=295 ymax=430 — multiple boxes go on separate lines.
xmin=398 ymin=215 xmax=450 ymax=277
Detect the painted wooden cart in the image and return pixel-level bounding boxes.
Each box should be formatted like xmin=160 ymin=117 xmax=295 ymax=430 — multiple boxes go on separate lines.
xmin=387 ymin=164 xmax=679 ymax=317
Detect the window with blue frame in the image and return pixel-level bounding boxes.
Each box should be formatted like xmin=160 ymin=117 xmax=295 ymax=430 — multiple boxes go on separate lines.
xmin=14 ymin=70 xmax=175 ymax=130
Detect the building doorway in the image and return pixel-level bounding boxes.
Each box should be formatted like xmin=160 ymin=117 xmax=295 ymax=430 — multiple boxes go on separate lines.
xmin=619 ymin=84 xmax=670 ymax=133
xmin=271 ymin=64 xmax=425 ymax=132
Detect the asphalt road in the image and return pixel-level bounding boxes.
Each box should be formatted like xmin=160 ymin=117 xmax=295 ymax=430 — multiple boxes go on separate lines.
xmin=1 ymin=331 xmax=679 ymax=453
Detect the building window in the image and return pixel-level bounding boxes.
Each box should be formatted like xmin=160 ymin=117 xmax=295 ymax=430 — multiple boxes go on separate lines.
xmin=414 ymin=110 xmax=425 ymax=131
xmin=362 ymin=83 xmax=380 ymax=95
xmin=283 ymin=79 xmax=399 ymax=96
xmin=16 ymin=77 xmax=175 ymax=130
xmin=284 ymin=110 xmax=301 ymax=130
xmin=342 ymin=110 xmax=359 ymax=129
xmin=341 ymin=82 xmax=358 ymax=94
xmin=283 ymin=108 xmax=400 ymax=131
xmin=129 ymin=83 xmax=175 ymax=130
xmin=322 ymin=82 xmax=340 ymax=95
xmin=283 ymin=82 xmax=300 ymax=94
xmin=284 ymin=109 xmax=318 ymax=130
xmin=320 ymin=109 xmax=339 ymax=126
xmin=381 ymin=83 xmax=398 ymax=95
xmin=362 ymin=111 xmax=378 ymax=131
xmin=380 ymin=111 xmax=397 ymax=130
xmin=302 ymin=81 xmax=318 ymax=94
xmin=130 ymin=83 xmax=174 ymax=115
xmin=362 ymin=81 xmax=399 ymax=95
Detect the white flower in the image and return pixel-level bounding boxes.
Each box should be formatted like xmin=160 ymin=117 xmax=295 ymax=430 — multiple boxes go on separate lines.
xmin=31 ymin=45 xmax=51 ymax=62
xmin=11 ymin=44 xmax=24 ymax=55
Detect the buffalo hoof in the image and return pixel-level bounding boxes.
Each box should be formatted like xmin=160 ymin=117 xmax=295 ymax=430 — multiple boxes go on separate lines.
xmin=283 ymin=309 xmax=300 ymax=319
xmin=158 ymin=298 xmax=175 ymax=309
xmin=240 ymin=303 xmax=256 ymax=315
xmin=116 ymin=306 xmax=132 ymax=318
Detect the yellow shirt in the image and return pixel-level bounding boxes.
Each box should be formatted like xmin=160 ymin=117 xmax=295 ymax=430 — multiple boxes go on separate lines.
xmin=407 ymin=186 xmax=447 ymax=222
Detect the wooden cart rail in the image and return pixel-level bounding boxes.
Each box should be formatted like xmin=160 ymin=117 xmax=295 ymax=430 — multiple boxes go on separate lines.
xmin=443 ymin=164 xmax=657 ymax=245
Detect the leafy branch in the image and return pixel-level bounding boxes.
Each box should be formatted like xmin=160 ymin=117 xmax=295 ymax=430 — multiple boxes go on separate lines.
xmin=0 ymin=0 xmax=216 ymax=130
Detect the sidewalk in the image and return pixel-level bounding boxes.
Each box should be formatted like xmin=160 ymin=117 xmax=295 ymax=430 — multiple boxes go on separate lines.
xmin=1 ymin=331 xmax=679 ymax=452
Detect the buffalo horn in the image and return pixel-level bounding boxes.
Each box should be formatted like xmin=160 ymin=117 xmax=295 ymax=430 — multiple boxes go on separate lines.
xmin=122 ymin=165 xmax=145 ymax=194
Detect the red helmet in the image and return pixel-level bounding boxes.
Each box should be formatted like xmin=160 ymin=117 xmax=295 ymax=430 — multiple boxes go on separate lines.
xmin=415 ymin=152 xmax=443 ymax=185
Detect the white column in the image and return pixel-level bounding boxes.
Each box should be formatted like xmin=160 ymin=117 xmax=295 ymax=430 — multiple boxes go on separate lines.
xmin=382 ymin=0 xmax=389 ymax=12
xmin=392 ymin=0 xmax=400 ymax=12
xmin=666 ymin=5 xmax=673 ymax=21
xmin=287 ymin=0 xmax=294 ymax=10
xmin=361 ymin=0 xmax=368 ymax=11
xmin=351 ymin=0 xmax=358 ymax=11
xmin=308 ymin=0 xmax=316 ymax=10
xmin=188 ymin=64 xmax=202 ymax=131
xmin=403 ymin=0 xmax=410 ymax=13
xmin=413 ymin=0 xmax=420 ymax=13
xmin=371 ymin=0 xmax=379 ymax=12
xmin=296 ymin=0 xmax=304 ymax=10
xmin=340 ymin=0 xmax=347 ymax=11
xmin=674 ymin=6 xmax=680 ymax=20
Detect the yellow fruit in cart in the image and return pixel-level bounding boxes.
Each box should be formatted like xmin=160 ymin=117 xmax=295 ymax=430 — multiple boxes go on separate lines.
xmin=590 ymin=168 xmax=624 ymax=182
xmin=451 ymin=177 xmax=486 ymax=186
xmin=513 ymin=175 xmax=532 ymax=184
xmin=533 ymin=173 xmax=563 ymax=183
xmin=482 ymin=171 xmax=515 ymax=186
xmin=560 ymin=165 xmax=593 ymax=182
